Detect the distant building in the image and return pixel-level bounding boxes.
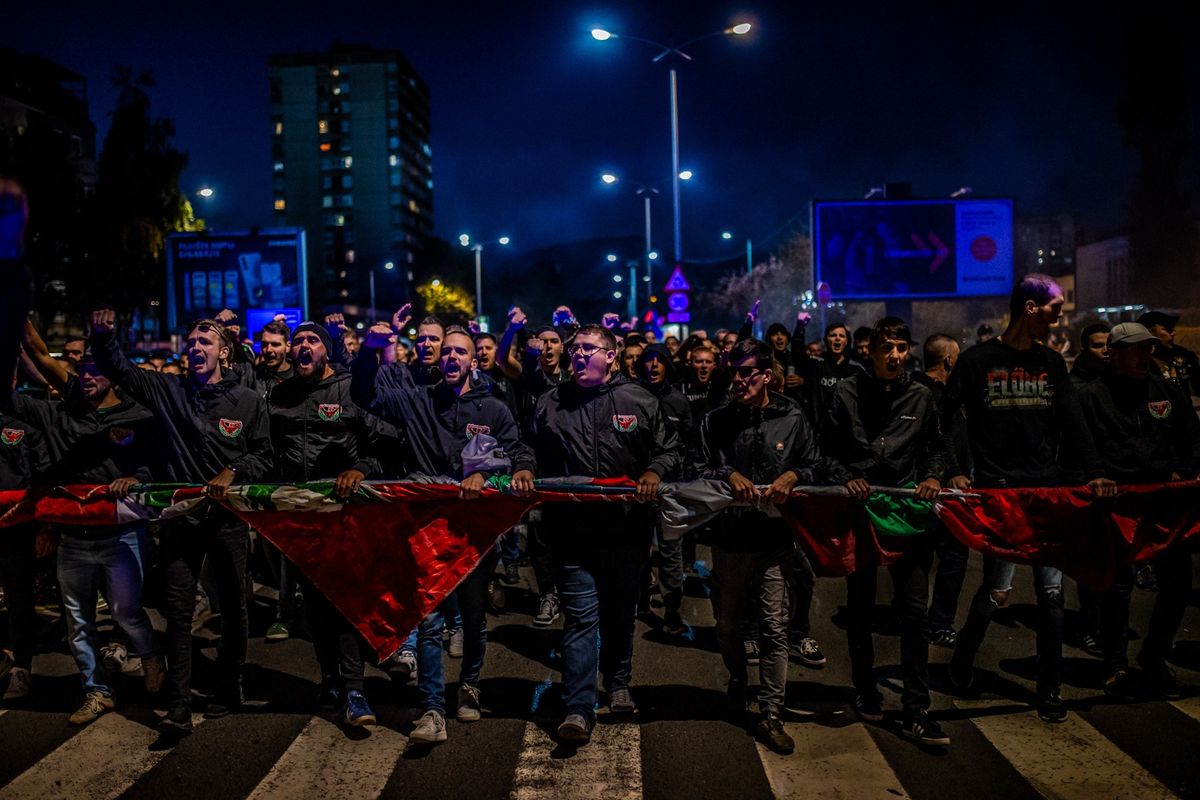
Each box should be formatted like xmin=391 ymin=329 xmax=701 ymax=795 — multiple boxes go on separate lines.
xmin=269 ymin=44 xmax=433 ymax=313
xmin=0 ymin=45 xmax=97 ymax=188
xmin=1075 ymin=234 xmax=1130 ymax=311
xmin=1016 ymin=213 xmax=1078 ymax=279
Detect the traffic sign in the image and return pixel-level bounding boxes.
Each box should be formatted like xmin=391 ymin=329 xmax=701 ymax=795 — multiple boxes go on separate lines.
xmin=667 ymin=311 xmax=691 ymax=323
xmin=663 ymin=266 xmax=691 ymax=293
xmin=667 ymin=292 xmax=689 ymax=312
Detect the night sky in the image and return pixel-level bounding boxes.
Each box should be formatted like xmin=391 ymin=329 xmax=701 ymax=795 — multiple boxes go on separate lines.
xmin=6 ymin=1 xmax=1190 ymax=263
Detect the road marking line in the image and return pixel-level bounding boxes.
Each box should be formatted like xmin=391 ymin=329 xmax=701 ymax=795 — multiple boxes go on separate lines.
xmin=756 ymin=716 xmax=910 ymax=799
xmin=1170 ymin=695 xmax=1200 ymax=725
xmin=509 ymin=719 xmax=642 ymax=800
xmin=0 ymin=711 xmax=205 ymax=800
xmin=245 ymin=716 xmax=406 ymax=800
xmin=956 ymin=699 xmax=1175 ymax=800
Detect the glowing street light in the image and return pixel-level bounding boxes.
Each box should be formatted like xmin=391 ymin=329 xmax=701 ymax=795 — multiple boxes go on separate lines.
xmin=606 ymin=253 xmax=618 ymax=262
xmin=592 ymin=22 xmax=753 ymax=277
xmin=612 ymin=274 xmax=623 ymax=282
xmin=498 ymin=236 xmax=511 ymax=245
xmin=196 ymin=187 xmax=215 ymax=198
xmin=601 ymin=172 xmax=618 ymax=184
xmin=648 ymin=251 xmax=659 ymax=260
xmin=459 ymin=233 xmax=511 ymax=320
xmin=721 ymin=231 xmax=733 ymax=240
xmin=384 ymin=261 xmax=395 ymax=270
xmin=678 ymin=170 xmax=693 ymax=181
xmin=458 ymin=234 xmax=470 ymax=246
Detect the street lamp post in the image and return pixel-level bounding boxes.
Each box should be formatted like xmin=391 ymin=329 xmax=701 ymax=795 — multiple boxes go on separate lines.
xmin=592 ymin=23 xmax=751 ymax=277
xmin=459 ymin=234 xmax=510 ymax=322
xmin=601 ymin=172 xmax=659 ymax=312
xmin=369 ymin=260 xmax=396 ymax=324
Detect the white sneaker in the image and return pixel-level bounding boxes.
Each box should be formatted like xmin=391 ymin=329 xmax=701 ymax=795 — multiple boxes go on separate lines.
xmin=408 ymin=709 xmax=448 ymax=744
xmin=3 ymin=667 xmax=31 ymax=700
xmin=100 ymin=642 xmax=128 ymax=674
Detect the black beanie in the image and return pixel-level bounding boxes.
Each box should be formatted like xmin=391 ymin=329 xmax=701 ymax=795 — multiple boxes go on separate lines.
xmin=291 ymin=321 xmax=333 ymax=353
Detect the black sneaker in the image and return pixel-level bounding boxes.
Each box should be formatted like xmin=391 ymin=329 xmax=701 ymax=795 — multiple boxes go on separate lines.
xmin=744 ymin=639 xmax=760 ymax=666
xmin=901 ymin=710 xmax=951 ymax=746
xmin=159 ymin=703 xmax=193 ymax=734
xmin=789 ymin=637 xmax=827 ymax=667
xmin=662 ymin=609 xmax=687 ymax=636
xmin=533 ymin=594 xmax=560 ymax=628
xmin=946 ymin=659 xmax=975 ymax=695
xmin=1103 ymin=668 xmax=1137 ymax=701
xmin=931 ymin=628 xmax=957 ymax=649
xmin=1037 ymin=691 xmax=1068 ymax=723
xmin=317 ymin=677 xmax=341 ymax=710
xmin=854 ymin=692 xmax=884 ymax=722
xmin=1138 ymin=656 xmax=1182 ymax=700
xmin=754 ymin=712 xmax=794 ymax=755
xmin=1079 ymin=633 xmax=1103 ymax=657
xmin=502 ymin=562 xmax=520 ymax=585
xmin=205 ymin=689 xmax=243 ymax=719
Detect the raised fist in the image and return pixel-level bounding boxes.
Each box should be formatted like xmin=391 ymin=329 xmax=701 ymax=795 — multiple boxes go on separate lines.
xmin=363 ymin=322 xmax=396 ymax=350
xmin=601 ymin=312 xmax=620 ymax=329
xmin=507 ymin=307 xmax=527 ymax=329
xmin=745 ymin=299 xmax=761 ymax=324
xmin=214 ymin=308 xmax=237 ymax=325
xmin=90 ymin=309 xmax=116 ymax=335
xmin=467 ymin=319 xmax=482 ymax=335
xmin=324 ymin=312 xmax=349 ymax=335
xmin=796 ymin=311 xmax=812 ymax=327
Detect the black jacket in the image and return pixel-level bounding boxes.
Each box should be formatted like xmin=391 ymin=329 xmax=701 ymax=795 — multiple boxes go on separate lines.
xmin=531 ymin=374 xmax=680 ymax=481
xmin=91 ymin=331 xmax=273 ymax=484
xmin=911 ymin=372 xmax=971 ymax=481
xmin=826 ymin=371 xmax=948 ymax=487
xmin=355 ymin=356 xmax=533 ymax=480
xmin=699 ymin=391 xmax=849 ymax=487
xmin=268 ymin=368 xmax=383 ymax=482
xmin=636 ymin=345 xmax=694 ymax=480
xmin=8 ymin=381 xmax=160 ymax=485
xmin=0 ymin=412 xmax=50 ymax=490
xmin=1076 ymin=372 xmax=1200 ymax=482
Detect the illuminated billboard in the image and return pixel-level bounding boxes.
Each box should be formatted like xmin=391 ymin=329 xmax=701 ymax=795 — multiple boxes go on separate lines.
xmin=813 ymin=198 xmax=1013 ymax=299
xmin=166 ymin=229 xmax=308 ymax=329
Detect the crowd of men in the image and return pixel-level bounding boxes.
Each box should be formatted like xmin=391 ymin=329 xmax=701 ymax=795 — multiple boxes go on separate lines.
xmin=1 ymin=268 xmax=1199 ymax=758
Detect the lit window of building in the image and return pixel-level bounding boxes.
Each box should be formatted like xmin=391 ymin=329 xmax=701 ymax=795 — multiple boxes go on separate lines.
xmin=274 ymin=121 xmax=283 ymax=135
xmin=323 ymin=196 xmax=333 ymax=208
xmin=343 ymin=156 xmax=353 ymax=168
xmin=389 ymin=154 xmax=399 ymax=167
xmin=340 ymin=289 xmax=349 ymax=298
xmin=273 ymin=162 xmax=284 ymax=173
xmin=319 ymin=142 xmax=332 ymax=152
xmin=346 ymin=249 xmax=355 ymax=263
xmin=335 ymin=214 xmax=345 ymax=226
xmin=408 ymin=199 xmax=418 ymax=213
xmin=318 ymin=119 xmax=329 ymax=134
xmin=274 ymin=198 xmax=286 ymax=211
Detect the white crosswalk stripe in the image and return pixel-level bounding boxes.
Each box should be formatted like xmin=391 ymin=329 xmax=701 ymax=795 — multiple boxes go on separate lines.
xmin=0 ymin=710 xmax=206 ymax=800
xmin=955 ymin=699 xmax=1176 ymax=800
xmin=510 ymin=719 xmax=642 ymax=800
xmin=1170 ymin=694 xmax=1200 ymax=725
xmin=245 ymin=716 xmax=407 ymax=800
xmin=756 ymin=712 xmax=910 ymax=800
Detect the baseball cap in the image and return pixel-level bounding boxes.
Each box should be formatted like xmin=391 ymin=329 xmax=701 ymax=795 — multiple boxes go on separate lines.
xmin=1136 ymin=311 xmax=1179 ymax=330
xmin=1108 ymin=322 xmax=1158 ymax=347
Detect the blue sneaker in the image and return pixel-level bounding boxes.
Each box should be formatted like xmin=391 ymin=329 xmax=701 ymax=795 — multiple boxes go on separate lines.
xmin=343 ymin=690 xmax=377 ymax=727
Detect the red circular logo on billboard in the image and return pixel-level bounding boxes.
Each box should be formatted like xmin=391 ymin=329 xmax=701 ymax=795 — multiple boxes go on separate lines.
xmin=971 ymin=236 xmax=997 ymax=261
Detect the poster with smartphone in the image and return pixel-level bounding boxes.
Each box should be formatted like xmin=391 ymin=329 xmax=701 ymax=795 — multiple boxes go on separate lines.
xmin=166 ymin=229 xmax=308 ymax=329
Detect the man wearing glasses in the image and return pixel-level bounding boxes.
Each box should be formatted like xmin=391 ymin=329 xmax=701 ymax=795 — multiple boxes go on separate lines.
xmin=529 ymin=324 xmax=680 ymax=745
xmin=698 ymin=338 xmax=850 ymax=755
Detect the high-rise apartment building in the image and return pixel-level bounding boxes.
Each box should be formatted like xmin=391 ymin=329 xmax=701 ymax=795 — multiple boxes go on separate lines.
xmin=269 ymin=44 xmax=433 ymax=313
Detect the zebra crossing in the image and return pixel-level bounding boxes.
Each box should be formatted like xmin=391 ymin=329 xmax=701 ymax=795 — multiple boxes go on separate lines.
xmin=1 ymin=552 xmax=1198 ymax=799
xmin=1 ymin=694 xmax=1198 ymax=799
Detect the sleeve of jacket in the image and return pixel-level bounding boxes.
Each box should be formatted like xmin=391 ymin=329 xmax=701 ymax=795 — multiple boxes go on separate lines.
xmin=697 ymin=408 xmax=733 ymax=483
xmin=90 ymin=330 xmax=166 ymax=409
xmin=645 ymin=396 xmax=681 ymax=479
xmin=228 ymin=395 xmax=274 ymax=482
xmin=491 ymin=403 xmax=537 ymax=477
xmin=825 ymin=382 xmax=873 ymax=479
xmin=786 ymin=410 xmax=851 ymax=486
xmin=349 ymin=410 xmax=384 ymax=479
xmin=1053 ymin=364 xmax=1105 ymax=481
xmin=1167 ymin=381 xmax=1200 ymax=476
xmin=917 ymin=392 xmax=950 ymax=482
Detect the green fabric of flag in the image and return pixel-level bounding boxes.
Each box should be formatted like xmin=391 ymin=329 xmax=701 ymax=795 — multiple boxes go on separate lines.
xmin=864 ymin=486 xmax=935 ymax=537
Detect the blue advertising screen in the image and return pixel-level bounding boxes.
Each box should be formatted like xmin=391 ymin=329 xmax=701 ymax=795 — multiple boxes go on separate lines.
xmin=166 ymin=229 xmax=308 ymax=329
xmin=813 ymin=199 xmax=1013 ymax=299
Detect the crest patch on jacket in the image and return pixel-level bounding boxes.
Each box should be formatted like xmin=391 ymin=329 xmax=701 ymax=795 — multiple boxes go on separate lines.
xmin=612 ymin=414 xmax=638 ymax=433
xmin=218 ymin=418 xmax=244 ymax=439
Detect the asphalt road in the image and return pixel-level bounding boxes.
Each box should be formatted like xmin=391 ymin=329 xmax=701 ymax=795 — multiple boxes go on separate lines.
xmin=2 ymin=542 xmax=1199 ymax=800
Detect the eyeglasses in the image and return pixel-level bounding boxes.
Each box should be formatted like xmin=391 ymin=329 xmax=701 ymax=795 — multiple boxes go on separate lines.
xmin=568 ymin=343 xmax=608 ymax=357
xmin=731 ymin=366 xmax=766 ymax=380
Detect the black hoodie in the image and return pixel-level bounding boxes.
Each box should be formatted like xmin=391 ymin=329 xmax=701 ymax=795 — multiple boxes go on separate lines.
xmin=0 ymin=411 xmax=50 ymax=490
xmin=354 ymin=356 xmax=533 ymax=480
xmin=269 ymin=368 xmax=383 ymax=482
xmin=91 ymin=330 xmax=273 ymax=484
xmin=636 ymin=344 xmax=693 ymax=479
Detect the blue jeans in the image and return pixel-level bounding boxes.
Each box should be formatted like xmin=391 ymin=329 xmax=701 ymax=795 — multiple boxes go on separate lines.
xmin=58 ymin=528 xmax=158 ymax=695
xmin=952 ymin=557 xmax=1064 ymax=694
xmin=498 ymin=527 xmax=522 ymax=566
xmin=415 ymin=551 xmax=499 ymax=709
xmin=553 ymin=541 xmax=649 ymax=723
